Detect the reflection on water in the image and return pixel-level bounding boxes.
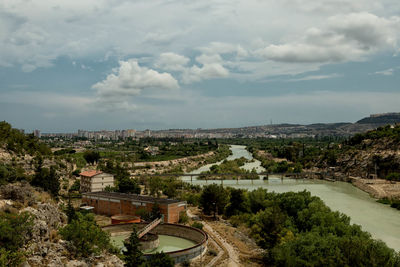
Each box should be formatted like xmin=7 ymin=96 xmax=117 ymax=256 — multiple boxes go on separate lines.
xmin=182 ymin=145 xmax=400 ymax=251
xmin=110 ymin=234 xmax=196 ymax=253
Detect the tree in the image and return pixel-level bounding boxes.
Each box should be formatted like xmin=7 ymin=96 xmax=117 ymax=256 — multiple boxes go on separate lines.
xmin=83 ymin=150 xmax=100 ymax=165
xmin=0 ymin=212 xmax=33 ymax=267
xmin=199 ymin=184 xmax=229 ymax=217
xmin=143 ymin=252 xmax=174 ymax=267
xmin=123 ymin=226 xmax=144 ymax=267
xmin=149 ymin=177 xmax=163 ymax=197
xmin=150 ymin=202 xmax=162 ymax=220
xmin=225 ymin=188 xmax=249 ymax=217
xmin=59 ymin=213 xmax=111 ymax=257
xmin=66 ymin=196 xmax=77 ymax=223
xmin=31 ymin=159 xmax=60 ymax=196
xmin=118 ymin=177 xmax=141 ymax=194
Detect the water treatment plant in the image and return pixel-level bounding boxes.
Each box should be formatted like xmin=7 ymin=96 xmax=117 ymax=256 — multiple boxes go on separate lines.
xmin=103 ymin=222 xmax=208 ymax=263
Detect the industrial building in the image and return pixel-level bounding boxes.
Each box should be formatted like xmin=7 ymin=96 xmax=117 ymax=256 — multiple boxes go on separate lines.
xmin=81 ymin=191 xmax=187 ymax=223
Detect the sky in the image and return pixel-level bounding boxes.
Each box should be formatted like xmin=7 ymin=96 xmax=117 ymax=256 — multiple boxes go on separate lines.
xmin=1 ymin=0 xmax=400 ymax=132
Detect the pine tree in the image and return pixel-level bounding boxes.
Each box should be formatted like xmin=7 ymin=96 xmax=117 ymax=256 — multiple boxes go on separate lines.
xmin=123 ymin=226 xmax=143 ymax=267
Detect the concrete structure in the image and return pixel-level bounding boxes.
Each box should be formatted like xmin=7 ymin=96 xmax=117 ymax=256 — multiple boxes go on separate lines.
xmin=103 ymin=222 xmax=208 ymax=264
xmin=80 ymin=171 xmax=114 ymax=193
xmin=81 ymin=191 xmax=187 ymax=223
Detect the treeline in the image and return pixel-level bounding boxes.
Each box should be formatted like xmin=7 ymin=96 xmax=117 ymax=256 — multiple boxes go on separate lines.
xmin=0 ymin=121 xmax=51 ymax=156
xmin=347 ymin=124 xmax=400 ymax=145
xmin=199 ymin=157 xmax=259 ymax=180
xmin=197 ymin=185 xmax=400 ymax=266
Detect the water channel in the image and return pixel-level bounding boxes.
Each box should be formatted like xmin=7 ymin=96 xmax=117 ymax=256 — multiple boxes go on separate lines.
xmin=182 ymin=145 xmax=400 ymax=251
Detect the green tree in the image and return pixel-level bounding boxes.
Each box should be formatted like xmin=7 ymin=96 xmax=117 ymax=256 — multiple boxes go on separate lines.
xmin=59 ymin=213 xmax=112 ymax=257
xmin=199 ymin=184 xmax=229 ymax=217
xmin=118 ymin=177 xmax=141 ymax=194
xmin=0 ymin=212 xmax=33 ymax=267
xmin=66 ymin=196 xmax=77 ymax=223
xmin=123 ymin=226 xmax=144 ymax=267
xmin=143 ymin=252 xmax=174 ymax=267
xmin=225 ymin=188 xmax=249 ymax=217
xmin=83 ymin=150 xmax=100 ymax=165
xmin=31 ymin=160 xmax=60 ymax=196
xmin=150 ymin=202 xmax=162 ymax=220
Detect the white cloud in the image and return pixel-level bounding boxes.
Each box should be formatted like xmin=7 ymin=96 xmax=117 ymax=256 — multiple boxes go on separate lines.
xmin=182 ymin=63 xmax=229 ymax=84
xmin=257 ymin=12 xmax=400 ymax=63
xmin=289 ymin=73 xmax=342 ymax=81
xmin=199 ymin=42 xmax=248 ymax=58
xmin=374 ymin=68 xmax=394 ymax=76
xmin=92 ymin=59 xmax=179 ymax=110
xmin=0 ymin=1 xmax=399 ymax=79
xmin=155 ymin=52 xmax=190 ymax=71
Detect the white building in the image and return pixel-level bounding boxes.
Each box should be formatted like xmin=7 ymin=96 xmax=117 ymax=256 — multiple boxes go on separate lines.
xmin=80 ymin=170 xmax=114 ymax=193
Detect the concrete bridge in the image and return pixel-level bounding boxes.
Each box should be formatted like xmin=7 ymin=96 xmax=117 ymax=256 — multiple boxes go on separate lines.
xmin=137 ymin=217 xmax=163 ymax=238
xmin=131 ymin=171 xmax=338 ymax=183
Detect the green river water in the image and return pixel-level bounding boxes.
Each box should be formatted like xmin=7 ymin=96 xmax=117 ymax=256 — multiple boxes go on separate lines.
xmin=182 ymin=145 xmax=400 ymax=251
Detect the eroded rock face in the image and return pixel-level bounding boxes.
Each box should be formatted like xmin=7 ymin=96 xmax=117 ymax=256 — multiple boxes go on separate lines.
xmin=0 ymin=182 xmax=36 ymax=206
xmin=22 ymin=203 xmax=67 ymax=242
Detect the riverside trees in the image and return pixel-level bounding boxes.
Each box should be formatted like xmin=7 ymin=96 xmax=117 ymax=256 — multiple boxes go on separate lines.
xmin=200 ymin=186 xmax=400 ymax=266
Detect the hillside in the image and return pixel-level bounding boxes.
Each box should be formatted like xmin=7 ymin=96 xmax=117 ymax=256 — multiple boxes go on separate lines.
xmin=356 ymin=113 xmax=400 ymax=125
xmin=332 ymin=125 xmax=400 ymax=179
xmin=0 ymin=121 xmax=51 ymax=156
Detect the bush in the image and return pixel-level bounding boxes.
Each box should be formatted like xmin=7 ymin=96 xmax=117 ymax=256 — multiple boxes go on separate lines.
xmin=191 ymin=222 xmax=203 ymax=230
xmin=386 ymin=173 xmax=400 ymax=181
xmin=0 ymin=211 xmax=33 ymax=266
xmin=179 ymin=211 xmax=189 ymax=224
xmin=59 ymin=213 xmax=113 ymax=257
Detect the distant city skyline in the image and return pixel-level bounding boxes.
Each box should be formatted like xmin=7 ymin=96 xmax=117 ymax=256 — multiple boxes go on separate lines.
xmin=1 ymin=1 xmax=400 ymax=132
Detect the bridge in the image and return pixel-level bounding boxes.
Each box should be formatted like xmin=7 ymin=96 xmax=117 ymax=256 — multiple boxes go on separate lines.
xmin=130 ymin=171 xmax=338 ymax=183
xmin=137 ymin=217 xmax=163 ymax=239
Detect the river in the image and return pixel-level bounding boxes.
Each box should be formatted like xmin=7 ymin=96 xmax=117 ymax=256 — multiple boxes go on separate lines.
xmin=182 ymin=145 xmax=400 ymax=251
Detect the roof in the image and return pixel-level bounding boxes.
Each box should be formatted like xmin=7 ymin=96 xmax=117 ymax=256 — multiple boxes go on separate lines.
xmin=82 ymin=191 xmax=186 ymax=205
xmin=80 ymin=170 xmax=103 ymax=177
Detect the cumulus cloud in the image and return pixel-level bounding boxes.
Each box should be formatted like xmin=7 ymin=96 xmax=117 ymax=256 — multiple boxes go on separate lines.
xmin=92 ymin=59 xmax=178 ymax=110
xmin=182 ymin=63 xmax=229 ymax=84
xmin=155 ymin=52 xmax=190 ymax=71
xmin=257 ymin=12 xmax=400 ymax=63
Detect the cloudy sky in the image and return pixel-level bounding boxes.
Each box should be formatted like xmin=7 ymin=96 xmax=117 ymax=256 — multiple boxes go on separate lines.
xmin=1 ymin=0 xmax=400 ymax=132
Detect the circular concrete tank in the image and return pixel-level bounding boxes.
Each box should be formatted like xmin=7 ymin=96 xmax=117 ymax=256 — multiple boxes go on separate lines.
xmin=111 ymin=214 xmax=141 ymax=224
xmin=104 ymin=223 xmax=208 ymax=264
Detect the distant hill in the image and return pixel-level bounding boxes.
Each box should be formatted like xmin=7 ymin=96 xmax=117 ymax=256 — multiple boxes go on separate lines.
xmin=0 ymin=121 xmax=51 ymax=156
xmin=356 ymin=113 xmax=400 ymax=125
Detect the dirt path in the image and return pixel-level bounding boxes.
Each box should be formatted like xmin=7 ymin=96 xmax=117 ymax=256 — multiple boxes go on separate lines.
xmin=187 ymin=210 xmax=241 ymax=267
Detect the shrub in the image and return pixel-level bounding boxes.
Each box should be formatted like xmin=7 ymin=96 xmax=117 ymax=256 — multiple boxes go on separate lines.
xmin=191 ymin=222 xmax=203 ymax=230
xmin=59 ymin=213 xmax=112 ymax=257
xmin=179 ymin=211 xmax=189 ymax=224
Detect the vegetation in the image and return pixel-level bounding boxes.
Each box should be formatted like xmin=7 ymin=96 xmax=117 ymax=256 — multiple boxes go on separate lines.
xmin=199 ymin=184 xmax=229 ymax=217
xmin=31 ymin=156 xmax=60 ymax=196
xmin=99 ymin=161 xmax=140 ymax=194
xmin=0 ymin=212 xmax=33 ymax=267
xmin=123 ymin=226 xmax=144 ymax=267
xmin=219 ymin=188 xmax=400 ymax=266
xmin=0 ymin=121 xmax=51 ymax=156
xmin=59 ymin=212 xmax=113 ymax=257
xmin=142 ymin=252 xmax=174 ymax=267
xmin=122 ymin=227 xmax=174 ymax=267
xmin=347 ymin=125 xmax=400 ymax=145
xmin=199 ymin=157 xmax=259 ymax=179
xmin=0 ymin=163 xmax=27 ymax=185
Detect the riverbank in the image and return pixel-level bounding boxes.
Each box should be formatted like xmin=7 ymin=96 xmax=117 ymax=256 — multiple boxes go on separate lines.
xmin=349 ymin=177 xmax=400 ymax=199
